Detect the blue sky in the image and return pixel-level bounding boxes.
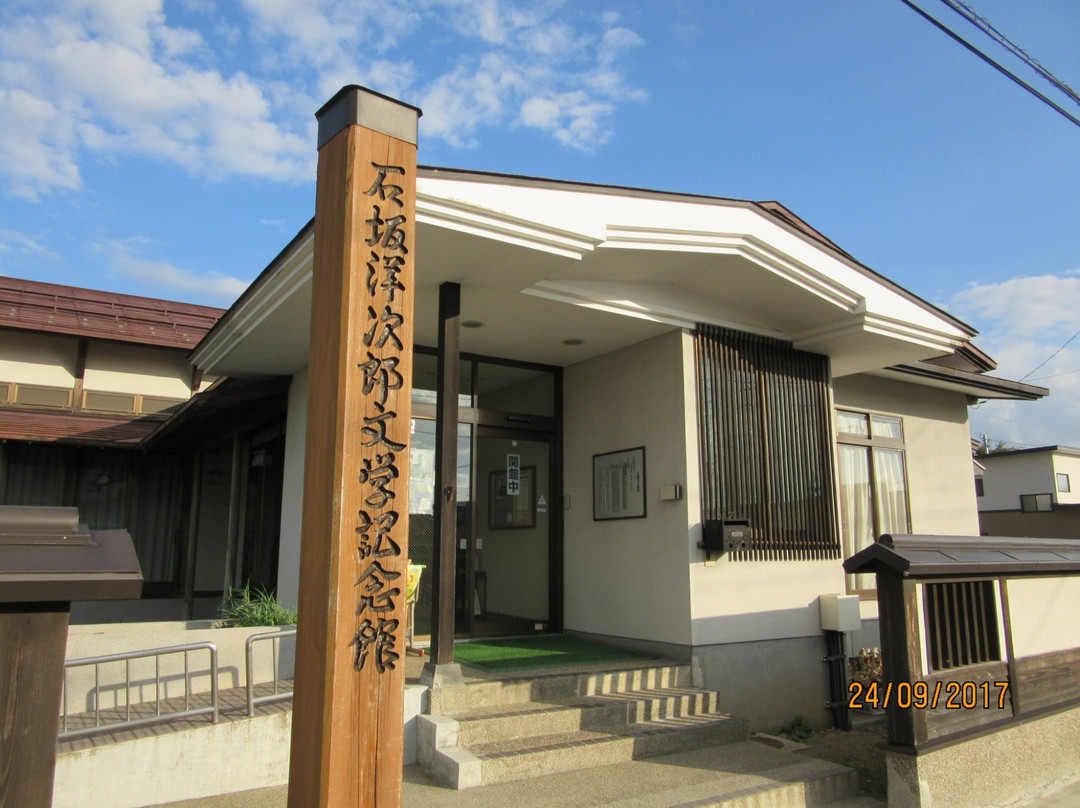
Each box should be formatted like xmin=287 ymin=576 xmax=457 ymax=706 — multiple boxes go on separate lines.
xmin=1 ymin=0 xmax=1078 ymax=447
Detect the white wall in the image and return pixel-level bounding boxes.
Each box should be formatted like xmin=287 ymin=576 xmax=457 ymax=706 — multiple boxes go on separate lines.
xmin=978 ymin=452 xmax=1056 ymax=512
xmin=833 ymin=374 xmax=980 ymax=535
xmin=276 ymin=367 xmax=308 ymax=609
xmin=563 ymin=329 xmax=693 ymax=646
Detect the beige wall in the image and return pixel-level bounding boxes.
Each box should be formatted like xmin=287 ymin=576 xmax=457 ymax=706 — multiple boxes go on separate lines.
xmin=83 ymin=342 xmax=191 ymax=398
xmin=0 ymin=330 xmax=77 ymax=387
xmin=563 ymin=329 xmax=693 ymax=645
xmin=1053 ymin=454 xmax=1080 ymax=505
xmin=833 ymin=374 xmax=979 ymax=536
xmin=1007 ymin=576 xmax=1080 ymax=658
xmin=1 ymin=330 xmax=193 ymax=399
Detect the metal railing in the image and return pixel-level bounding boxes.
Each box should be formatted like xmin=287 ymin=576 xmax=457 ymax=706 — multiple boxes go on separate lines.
xmin=245 ymin=628 xmax=296 ymax=716
xmin=60 ymin=642 xmax=218 ymax=741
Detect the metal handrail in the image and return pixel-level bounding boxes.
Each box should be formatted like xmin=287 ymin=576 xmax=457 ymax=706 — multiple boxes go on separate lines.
xmin=245 ymin=628 xmax=296 ymax=716
xmin=60 ymin=642 xmax=218 ymax=741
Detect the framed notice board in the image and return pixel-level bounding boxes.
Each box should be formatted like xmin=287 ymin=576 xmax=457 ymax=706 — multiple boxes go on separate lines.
xmin=593 ymin=447 xmax=646 ymax=521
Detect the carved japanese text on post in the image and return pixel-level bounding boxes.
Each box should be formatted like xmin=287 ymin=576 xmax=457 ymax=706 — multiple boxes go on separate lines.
xmin=350 ymin=161 xmax=411 ymax=675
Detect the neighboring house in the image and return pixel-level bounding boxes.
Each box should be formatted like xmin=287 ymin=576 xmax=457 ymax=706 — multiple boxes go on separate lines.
xmin=0 ymin=168 xmax=1047 ymax=726
xmin=977 ymin=445 xmax=1080 ymax=538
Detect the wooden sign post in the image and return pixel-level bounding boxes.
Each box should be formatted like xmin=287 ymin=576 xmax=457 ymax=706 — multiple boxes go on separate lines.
xmin=287 ymin=86 xmax=420 ymax=808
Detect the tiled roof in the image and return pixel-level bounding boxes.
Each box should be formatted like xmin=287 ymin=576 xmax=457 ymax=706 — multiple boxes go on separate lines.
xmin=0 ymin=275 xmax=225 ymax=349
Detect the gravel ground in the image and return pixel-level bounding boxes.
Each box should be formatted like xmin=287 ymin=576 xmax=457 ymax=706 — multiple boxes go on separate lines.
xmin=797 ymin=715 xmax=888 ymax=802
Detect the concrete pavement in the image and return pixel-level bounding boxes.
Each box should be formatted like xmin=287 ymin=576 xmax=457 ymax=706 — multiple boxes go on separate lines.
xmin=145 ymin=741 xmax=880 ymax=808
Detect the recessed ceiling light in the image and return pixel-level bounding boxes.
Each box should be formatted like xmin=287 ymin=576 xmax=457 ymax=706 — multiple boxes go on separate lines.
xmin=562 ymin=338 xmax=585 ymax=346
xmin=462 ymin=320 xmax=485 ymax=329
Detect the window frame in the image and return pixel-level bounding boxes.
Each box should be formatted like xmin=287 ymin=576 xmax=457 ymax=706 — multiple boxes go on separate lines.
xmin=1056 ymin=473 xmax=1071 ymax=494
xmin=1020 ymin=493 xmax=1053 ymax=513
xmin=836 ymin=408 xmax=913 ymax=597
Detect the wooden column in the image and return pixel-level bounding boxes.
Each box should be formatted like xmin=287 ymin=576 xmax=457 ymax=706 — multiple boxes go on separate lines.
xmin=0 ymin=604 xmax=69 ymax=808
xmin=879 ymin=574 xmax=927 ymax=748
xmin=287 ymin=86 xmax=420 ymax=808
xmin=431 ymin=282 xmax=460 ymax=666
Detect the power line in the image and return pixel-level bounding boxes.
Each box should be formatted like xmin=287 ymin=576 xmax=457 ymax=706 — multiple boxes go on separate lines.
xmin=1019 ymin=325 xmax=1080 ymax=381
xmin=898 ymin=0 xmax=1080 ymax=130
xmin=937 ymin=0 xmax=1080 ymax=109
xmin=1026 ymin=367 xmax=1080 ymax=383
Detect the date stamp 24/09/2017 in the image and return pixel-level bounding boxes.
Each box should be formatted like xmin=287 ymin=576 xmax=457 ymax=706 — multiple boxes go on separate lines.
xmin=848 ymin=680 xmax=1010 ymax=710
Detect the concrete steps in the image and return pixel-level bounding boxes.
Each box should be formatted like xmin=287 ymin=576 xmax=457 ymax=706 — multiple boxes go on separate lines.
xmin=418 ymin=662 xmax=752 ymax=790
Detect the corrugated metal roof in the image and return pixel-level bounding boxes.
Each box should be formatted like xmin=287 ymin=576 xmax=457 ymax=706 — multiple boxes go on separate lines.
xmin=0 ymin=409 xmax=165 ymax=445
xmin=0 ymin=275 xmax=225 ymax=349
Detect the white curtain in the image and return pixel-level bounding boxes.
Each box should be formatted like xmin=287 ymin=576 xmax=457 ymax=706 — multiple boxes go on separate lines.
xmin=873 ymin=448 xmax=909 ymax=535
xmin=838 ymin=445 xmax=874 ymax=591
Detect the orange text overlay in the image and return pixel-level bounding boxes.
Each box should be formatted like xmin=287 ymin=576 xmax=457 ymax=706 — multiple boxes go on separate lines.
xmin=848 ymin=680 xmax=1010 ymax=710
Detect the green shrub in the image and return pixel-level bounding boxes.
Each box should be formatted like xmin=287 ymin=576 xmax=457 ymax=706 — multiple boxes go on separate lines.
xmin=217 ymin=583 xmax=297 ymax=627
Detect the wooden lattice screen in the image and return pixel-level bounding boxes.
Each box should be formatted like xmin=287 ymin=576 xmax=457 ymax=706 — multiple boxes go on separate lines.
xmin=694 ymin=324 xmax=840 ymax=561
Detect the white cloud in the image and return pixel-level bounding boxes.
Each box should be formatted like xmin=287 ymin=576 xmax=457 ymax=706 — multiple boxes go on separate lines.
xmin=0 ymin=228 xmax=62 ymax=261
xmin=950 ymin=271 xmax=1080 ymax=338
xmin=0 ymin=0 xmax=646 ymax=198
xmin=0 ymin=0 xmax=313 ymax=198
xmin=98 ymin=238 xmax=249 ymax=305
xmin=949 ymin=270 xmax=1080 ymax=447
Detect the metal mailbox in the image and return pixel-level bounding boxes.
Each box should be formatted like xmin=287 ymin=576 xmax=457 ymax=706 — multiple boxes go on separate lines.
xmin=700 ymin=518 xmax=751 ymax=559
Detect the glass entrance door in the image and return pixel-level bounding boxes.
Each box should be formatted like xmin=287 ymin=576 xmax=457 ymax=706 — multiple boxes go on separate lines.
xmin=408 ymin=419 xmax=553 ymax=639
xmin=471 ymin=429 xmax=552 ymax=636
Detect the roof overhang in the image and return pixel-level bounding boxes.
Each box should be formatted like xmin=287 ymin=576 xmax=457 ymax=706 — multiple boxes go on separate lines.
xmin=193 ymin=168 xmax=975 ymax=379
xmin=872 ymin=362 xmax=1048 ymax=401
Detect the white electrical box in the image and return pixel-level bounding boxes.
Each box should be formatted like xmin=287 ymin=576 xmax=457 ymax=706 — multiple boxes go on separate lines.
xmin=819 ymin=593 xmax=861 ymax=632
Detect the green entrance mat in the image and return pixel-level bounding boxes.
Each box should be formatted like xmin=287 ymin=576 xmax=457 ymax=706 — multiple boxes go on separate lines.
xmin=453 ymin=635 xmax=654 ymax=672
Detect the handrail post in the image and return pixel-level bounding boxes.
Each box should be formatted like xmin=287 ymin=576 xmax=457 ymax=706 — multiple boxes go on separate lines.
xmin=210 ymin=644 xmax=218 ymax=724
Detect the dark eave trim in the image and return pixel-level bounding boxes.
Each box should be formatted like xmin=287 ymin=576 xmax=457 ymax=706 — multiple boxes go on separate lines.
xmin=886 ymin=361 xmax=1048 ymax=401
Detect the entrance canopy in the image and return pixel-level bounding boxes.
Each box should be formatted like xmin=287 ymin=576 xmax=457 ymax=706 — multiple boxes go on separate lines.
xmin=193 ymin=168 xmax=976 ymax=379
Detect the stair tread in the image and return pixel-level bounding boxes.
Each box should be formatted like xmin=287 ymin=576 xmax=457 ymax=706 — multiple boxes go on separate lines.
xmin=451 ymin=687 xmax=717 ymax=721
xmin=467 ymin=712 xmax=743 ymax=758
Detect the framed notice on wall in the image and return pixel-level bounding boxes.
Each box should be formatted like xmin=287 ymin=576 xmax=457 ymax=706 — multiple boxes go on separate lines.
xmin=593 ymin=447 xmax=646 ymax=521
xmin=489 ymin=466 xmax=536 ymax=529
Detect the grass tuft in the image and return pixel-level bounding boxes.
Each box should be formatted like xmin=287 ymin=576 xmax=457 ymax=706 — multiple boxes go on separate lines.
xmin=217 ymin=583 xmax=297 ymax=627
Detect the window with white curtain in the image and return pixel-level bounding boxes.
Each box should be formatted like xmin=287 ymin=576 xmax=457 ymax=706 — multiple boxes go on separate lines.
xmin=837 ymin=410 xmax=911 ymax=594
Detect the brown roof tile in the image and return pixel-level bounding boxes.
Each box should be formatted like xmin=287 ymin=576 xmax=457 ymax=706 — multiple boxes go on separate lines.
xmin=0 ymin=275 xmax=225 ymax=349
